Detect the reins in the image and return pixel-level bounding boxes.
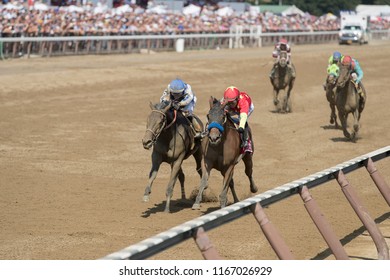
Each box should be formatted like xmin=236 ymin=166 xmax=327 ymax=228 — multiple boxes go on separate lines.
xmin=146 ymin=108 xmax=178 ymax=146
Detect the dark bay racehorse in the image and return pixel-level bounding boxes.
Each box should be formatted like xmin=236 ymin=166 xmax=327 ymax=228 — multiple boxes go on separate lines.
xmin=142 ymin=101 xmax=203 ymax=213
xmin=192 ymin=97 xmax=258 ymax=210
xmin=270 ymin=50 xmax=296 ymax=113
xmin=325 ymin=73 xmax=340 ymax=128
xmin=335 ymin=63 xmax=365 ymax=141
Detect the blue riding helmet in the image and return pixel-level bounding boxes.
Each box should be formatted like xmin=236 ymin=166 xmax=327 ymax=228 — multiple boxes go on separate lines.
xmin=168 ymin=79 xmax=186 ymax=98
xmin=333 ymin=51 xmax=342 ymax=62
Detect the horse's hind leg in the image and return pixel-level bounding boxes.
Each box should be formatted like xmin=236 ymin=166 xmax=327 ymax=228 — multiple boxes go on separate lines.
xmin=178 ymin=167 xmax=185 ymax=199
xmin=143 ymin=153 xmax=162 ymax=202
xmin=243 ymin=154 xmax=258 ymax=193
xmin=192 ymin=147 xmax=202 ymax=178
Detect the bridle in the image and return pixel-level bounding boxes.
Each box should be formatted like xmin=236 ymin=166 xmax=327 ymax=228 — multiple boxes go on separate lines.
xmin=146 ymin=109 xmax=177 ymax=145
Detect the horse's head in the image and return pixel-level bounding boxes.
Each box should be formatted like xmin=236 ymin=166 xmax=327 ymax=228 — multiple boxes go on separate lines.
xmin=142 ymin=101 xmax=171 ymax=150
xmin=326 ymin=73 xmax=338 ymax=91
xmin=278 ymin=51 xmax=288 ymax=68
xmin=206 ymin=96 xmax=227 ymax=145
xmin=336 ymin=63 xmax=352 ymax=89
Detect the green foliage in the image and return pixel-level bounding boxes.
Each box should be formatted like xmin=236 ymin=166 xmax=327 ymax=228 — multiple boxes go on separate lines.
xmin=253 ymin=0 xmax=388 ymax=16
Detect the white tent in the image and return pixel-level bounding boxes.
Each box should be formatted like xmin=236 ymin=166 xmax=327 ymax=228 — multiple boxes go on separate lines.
xmin=147 ymin=5 xmax=168 ymax=14
xmin=182 ymin=4 xmax=201 ymax=17
xmin=93 ymin=3 xmax=109 ymax=14
xmin=34 ymin=2 xmax=49 ymax=11
xmin=281 ymin=5 xmax=305 ymax=16
xmin=356 ymin=5 xmax=390 ymax=17
xmin=67 ymin=5 xmax=85 ymax=13
xmin=114 ymin=4 xmax=133 ymax=15
xmin=216 ymin=6 xmax=234 ymax=17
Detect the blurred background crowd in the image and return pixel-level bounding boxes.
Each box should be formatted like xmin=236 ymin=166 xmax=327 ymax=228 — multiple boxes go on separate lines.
xmin=0 ymin=0 xmax=389 ymax=37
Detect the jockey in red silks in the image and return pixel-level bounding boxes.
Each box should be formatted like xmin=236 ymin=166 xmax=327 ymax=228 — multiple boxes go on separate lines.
xmin=270 ymin=38 xmax=296 ymax=79
xmin=222 ymin=86 xmax=254 ymax=150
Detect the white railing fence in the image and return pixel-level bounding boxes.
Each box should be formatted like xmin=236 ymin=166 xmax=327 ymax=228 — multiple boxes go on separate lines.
xmin=1 ymin=29 xmax=388 ymax=59
xmin=101 ymin=146 xmax=390 ymax=260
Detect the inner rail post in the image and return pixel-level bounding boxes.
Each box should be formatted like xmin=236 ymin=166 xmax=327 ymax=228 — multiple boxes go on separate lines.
xmin=299 ymin=185 xmax=349 ymax=259
xmin=334 ymin=170 xmax=389 ymax=260
xmin=193 ymin=227 xmax=222 ymax=260
xmin=365 ymin=157 xmax=390 ymax=206
xmin=251 ymin=202 xmax=294 ymax=260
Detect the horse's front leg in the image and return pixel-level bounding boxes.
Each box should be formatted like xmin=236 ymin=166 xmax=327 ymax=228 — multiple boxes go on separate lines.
xmin=338 ymin=111 xmax=351 ymax=139
xmin=143 ymin=152 xmax=162 ymax=202
xmin=229 ymin=177 xmax=239 ymax=203
xmin=329 ymin=102 xmax=338 ymax=127
xmin=285 ymin=79 xmax=295 ymax=112
xmin=192 ymin=160 xmax=210 ymax=210
xmin=220 ymin=166 xmax=235 ymax=208
xmin=273 ymin=88 xmax=279 ymax=106
xmin=164 ymin=156 xmax=185 ymax=213
xmin=351 ymin=109 xmax=360 ymax=141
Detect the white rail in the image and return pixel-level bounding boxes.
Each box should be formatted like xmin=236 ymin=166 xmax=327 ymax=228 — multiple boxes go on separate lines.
xmin=101 ymin=146 xmax=390 ymax=260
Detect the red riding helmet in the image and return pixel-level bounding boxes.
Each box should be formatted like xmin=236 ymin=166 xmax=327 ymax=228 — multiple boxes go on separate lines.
xmin=223 ymin=86 xmax=240 ymax=102
xmin=280 ymin=38 xmax=288 ymax=45
xmin=342 ymin=55 xmax=352 ymax=66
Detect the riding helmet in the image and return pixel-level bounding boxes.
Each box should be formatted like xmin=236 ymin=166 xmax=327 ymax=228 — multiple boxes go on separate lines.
xmin=341 ymin=55 xmax=352 ymax=66
xmin=280 ymin=38 xmax=288 ymax=45
xmin=223 ymin=86 xmax=240 ymax=102
xmin=333 ymin=51 xmax=342 ymax=62
xmin=168 ymin=79 xmax=186 ymax=98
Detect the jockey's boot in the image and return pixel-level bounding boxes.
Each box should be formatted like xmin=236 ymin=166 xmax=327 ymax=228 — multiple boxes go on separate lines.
xmin=240 ymin=127 xmax=249 ymax=148
xmin=188 ymin=116 xmax=203 ymax=139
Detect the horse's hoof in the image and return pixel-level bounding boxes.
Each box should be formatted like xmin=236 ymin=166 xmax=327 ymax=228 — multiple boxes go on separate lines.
xmin=192 ymin=203 xmax=201 ymax=210
xmin=273 ymin=99 xmax=279 ymax=106
xmin=143 ymin=195 xmax=150 ymax=202
xmin=250 ymin=185 xmax=258 ymax=193
xmin=330 ymin=118 xmax=334 ymax=124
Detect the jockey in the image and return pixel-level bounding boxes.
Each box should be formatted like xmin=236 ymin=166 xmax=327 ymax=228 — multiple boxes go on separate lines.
xmin=341 ymin=55 xmax=365 ymax=103
xmin=222 ymin=86 xmax=254 ymax=149
xmin=160 ymin=78 xmax=203 ymax=139
xmin=272 ymin=38 xmax=291 ymax=63
xmin=323 ymin=51 xmax=342 ymax=90
xmin=270 ymin=38 xmax=295 ymax=79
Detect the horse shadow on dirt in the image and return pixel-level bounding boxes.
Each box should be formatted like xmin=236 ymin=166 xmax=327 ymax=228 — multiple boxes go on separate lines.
xmin=311 ymin=212 xmax=390 ymax=260
xmin=321 ymin=124 xmax=341 ymax=130
xmin=141 ymin=199 xmax=195 ymax=217
xmin=330 ymin=136 xmax=361 ymax=143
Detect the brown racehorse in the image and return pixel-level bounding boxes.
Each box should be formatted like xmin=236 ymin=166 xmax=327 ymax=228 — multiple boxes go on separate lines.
xmin=142 ymin=101 xmax=203 ymax=213
xmin=192 ymin=97 xmax=258 ymax=210
xmin=325 ymin=73 xmax=340 ymax=128
xmin=270 ymin=50 xmax=296 ymax=113
xmin=335 ymin=63 xmax=365 ymax=141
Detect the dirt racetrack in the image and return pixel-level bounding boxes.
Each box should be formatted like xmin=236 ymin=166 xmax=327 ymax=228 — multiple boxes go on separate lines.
xmin=1 ymin=41 xmax=390 ymax=260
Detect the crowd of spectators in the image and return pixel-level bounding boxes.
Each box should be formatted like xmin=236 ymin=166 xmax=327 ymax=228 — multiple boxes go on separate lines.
xmin=1 ymin=1 xmax=389 ymax=37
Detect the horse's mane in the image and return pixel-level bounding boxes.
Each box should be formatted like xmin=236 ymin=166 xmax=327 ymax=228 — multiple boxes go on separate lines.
xmin=155 ymin=100 xmax=170 ymax=110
